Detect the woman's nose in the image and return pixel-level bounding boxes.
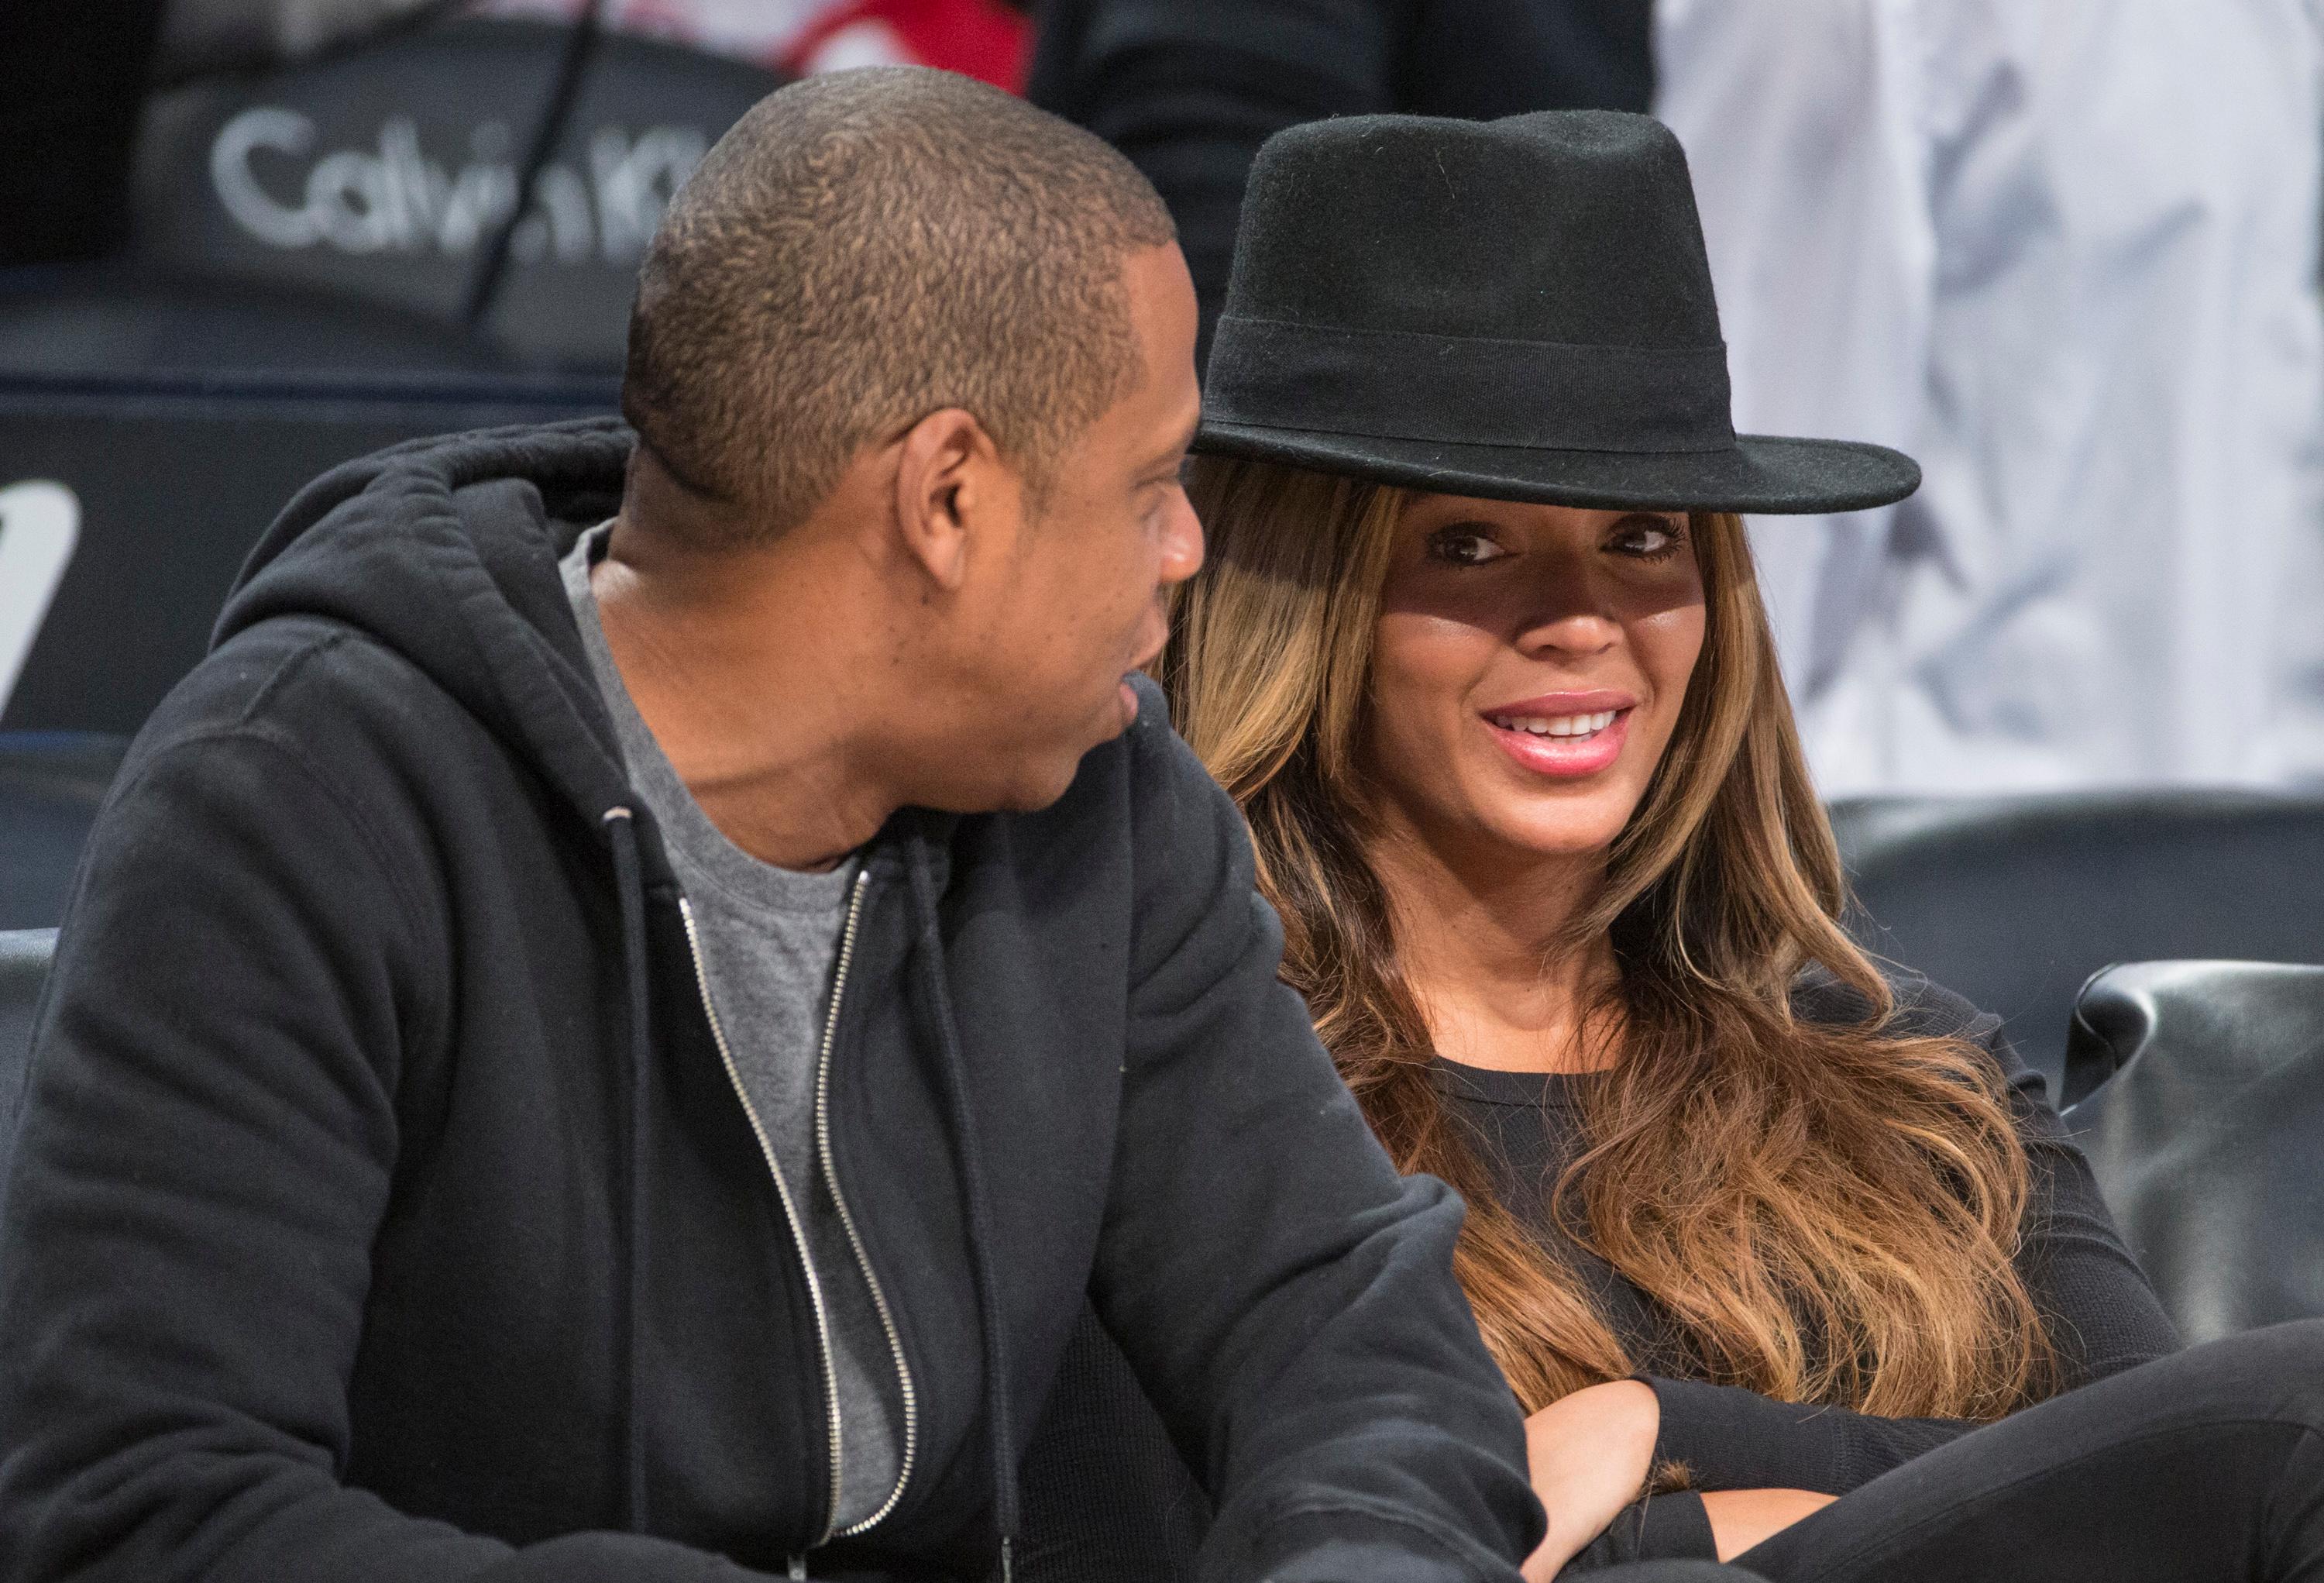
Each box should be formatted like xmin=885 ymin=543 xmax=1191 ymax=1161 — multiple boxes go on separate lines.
xmin=1510 ymin=564 xmax=1623 ymax=657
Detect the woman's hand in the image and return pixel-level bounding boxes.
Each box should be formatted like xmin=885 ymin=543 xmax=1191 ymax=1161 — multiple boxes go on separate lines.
xmin=1520 ymin=1379 xmax=1660 ymax=1583
xmin=1699 ymin=1488 xmax=1838 ymax=1561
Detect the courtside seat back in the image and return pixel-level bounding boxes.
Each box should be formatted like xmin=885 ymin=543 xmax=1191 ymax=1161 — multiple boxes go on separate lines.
xmin=0 ymin=274 xmax=529 ymax=378
xmin=0 ymin=373 xmax=618 ymax=735
xmin=0 ymin=929 xmax=57 ymax=1187
xmin=2062 ymin=960 xmax=2324 ymax=1343
xmin=0 ymin=734 xmax=125 ymax=931
xmin=1828 ymin=790 xmax=2324 ymax=1099
xmin=127 ymin=18 xmax=779 ymax=370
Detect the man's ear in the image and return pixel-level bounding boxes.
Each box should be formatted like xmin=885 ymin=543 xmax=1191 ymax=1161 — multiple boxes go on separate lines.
xmin=892 ymin=408 xmax=1012 ymax=593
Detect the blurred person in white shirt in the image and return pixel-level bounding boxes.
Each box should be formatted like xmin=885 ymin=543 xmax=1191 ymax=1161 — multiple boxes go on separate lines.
xmin=1656 ymin=0 xmax=2324 ymax=794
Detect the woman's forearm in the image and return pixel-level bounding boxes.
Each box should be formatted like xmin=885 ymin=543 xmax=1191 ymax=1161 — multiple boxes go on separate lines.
xmin=1699 ymin=1489 xmax=1837 ymax=1561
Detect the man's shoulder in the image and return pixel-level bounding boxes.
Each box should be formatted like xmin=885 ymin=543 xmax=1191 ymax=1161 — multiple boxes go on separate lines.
xmin=967 ymin=671 xmax=1247 ymax=921
xmin=156 ymin=610 xmax=418 ymax=724
xmin=1056 ymin=672 xmax=1238 ymax=852
xmin=122 ymin=614 xmax=488 ymax=818
xmin=1119 ymin=669 xmax=1202 ymax=784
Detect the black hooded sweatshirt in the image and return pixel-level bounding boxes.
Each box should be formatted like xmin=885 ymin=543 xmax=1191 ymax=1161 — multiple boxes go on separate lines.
xmin=0 ymin=420 xmax=1541 ymax=1583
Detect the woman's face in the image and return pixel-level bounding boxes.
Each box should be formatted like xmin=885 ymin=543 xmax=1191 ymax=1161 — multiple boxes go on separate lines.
xmin=1363 ymin=492 xmax=1707 ymax=865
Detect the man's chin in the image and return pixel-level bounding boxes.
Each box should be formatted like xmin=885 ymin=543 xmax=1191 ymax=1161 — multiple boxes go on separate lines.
xmin=988 ymin=757 xmax=1088 ymax=815
xmin=1012 ymin=715 xmax=1134 ymax=812
xmin=920 ymin=703 xmax=1135 ymax=816
xmin=924 ymin=751 xmax=1090 ymax=817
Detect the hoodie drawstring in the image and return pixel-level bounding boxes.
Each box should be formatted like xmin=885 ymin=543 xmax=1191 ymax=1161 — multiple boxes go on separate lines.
xmin=603 ymin=806 xmax=653 ymax=1534
xmin=905 ymin=831 xmax=1018 ymax=1583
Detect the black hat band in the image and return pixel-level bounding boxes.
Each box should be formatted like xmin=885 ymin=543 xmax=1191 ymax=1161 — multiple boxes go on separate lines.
xmin=1204 ymin=316 xmax=1738 ymax=456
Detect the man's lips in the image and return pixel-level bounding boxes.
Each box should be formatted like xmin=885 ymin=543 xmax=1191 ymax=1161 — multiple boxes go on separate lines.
xmin=1119 ymin=618 xmax=1170 ymax=725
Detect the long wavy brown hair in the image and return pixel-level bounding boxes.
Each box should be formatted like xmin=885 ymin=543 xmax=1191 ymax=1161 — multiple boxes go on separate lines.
xmin=1164 ymin=456 xmax=2053 ymax=1420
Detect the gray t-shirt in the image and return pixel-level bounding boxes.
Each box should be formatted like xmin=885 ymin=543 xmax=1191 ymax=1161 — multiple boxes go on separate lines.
xmin=562 ymin=524 xmax=904 ymax=1533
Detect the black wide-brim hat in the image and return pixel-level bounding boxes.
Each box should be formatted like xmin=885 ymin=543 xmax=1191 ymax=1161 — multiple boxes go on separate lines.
xmin=1195 ymin=110 xmax=1920 ymax=514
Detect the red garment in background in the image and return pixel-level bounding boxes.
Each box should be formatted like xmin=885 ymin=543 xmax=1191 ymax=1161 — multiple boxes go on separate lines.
xmin=782 ymin=0 xmax=1029 ymax=90
xmin=469 ymin=0 xmax=1029 ymax=91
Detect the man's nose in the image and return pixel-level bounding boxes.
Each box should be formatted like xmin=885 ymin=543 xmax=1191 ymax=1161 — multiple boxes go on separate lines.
xmin=1158 ymin=491 xmax=1205 ymax=585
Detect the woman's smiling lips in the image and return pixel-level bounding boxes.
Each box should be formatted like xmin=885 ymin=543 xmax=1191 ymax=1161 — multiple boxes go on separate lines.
xmin=1478 ymin=690 xmax=1638 ymax=779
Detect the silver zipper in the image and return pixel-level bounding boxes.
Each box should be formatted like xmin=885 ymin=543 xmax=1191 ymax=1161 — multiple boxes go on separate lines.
xmin=678 ymin=897 xmax=847 ymax=1546
xmin=819 ymin=869 xmax=920 ymax=1537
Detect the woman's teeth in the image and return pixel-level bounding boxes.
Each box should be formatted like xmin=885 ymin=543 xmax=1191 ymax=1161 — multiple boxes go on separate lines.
xmin=1488 ymin=710 xmax=1618 ymax=738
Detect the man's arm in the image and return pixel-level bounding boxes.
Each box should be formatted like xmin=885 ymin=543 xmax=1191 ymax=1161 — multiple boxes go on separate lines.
xmin=0 ymin=722 xmax=772 ymax=1583
xmin=1087 ymin=698 xmax=1541 ymax=1583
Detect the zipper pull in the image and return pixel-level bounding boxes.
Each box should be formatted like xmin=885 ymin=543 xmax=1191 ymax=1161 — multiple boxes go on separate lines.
xmin=789 ymin=1557 xmax=808 ymax=1581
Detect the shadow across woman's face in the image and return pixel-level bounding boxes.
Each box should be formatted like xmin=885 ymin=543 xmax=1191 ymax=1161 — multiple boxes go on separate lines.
xmin=1363 ymin=491 xmax=1707 ymax=869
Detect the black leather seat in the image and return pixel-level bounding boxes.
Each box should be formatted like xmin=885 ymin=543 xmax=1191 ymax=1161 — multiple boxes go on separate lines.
xmin=0 ymin=733 xmax=125 ymax=930
xmin=2061 ymin=959 xmax=2324 ymax=1343
xmin=0 ymin=928 xmax=57 ymax=1179
xmin=1828 ymin=790 xmax=2324 ymax=1099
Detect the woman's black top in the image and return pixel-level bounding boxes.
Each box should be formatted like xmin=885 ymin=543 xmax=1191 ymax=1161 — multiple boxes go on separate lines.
xmin=1013 ymin=969 xmax=2181 ymax=1578
xmin=1456 ymin=969 xmax=2181 ymax=1568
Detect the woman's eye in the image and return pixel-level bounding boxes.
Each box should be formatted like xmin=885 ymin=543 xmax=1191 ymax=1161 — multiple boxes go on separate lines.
xmin=1610 ymin=518 xmax=1686 ymax=559
xmin=1425 ymin=528 xmax=1508 ymax=566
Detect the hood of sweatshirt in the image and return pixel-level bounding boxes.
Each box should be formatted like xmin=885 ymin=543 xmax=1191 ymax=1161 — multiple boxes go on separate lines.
xmin=216 ymin=415 xmax=641 ymax=853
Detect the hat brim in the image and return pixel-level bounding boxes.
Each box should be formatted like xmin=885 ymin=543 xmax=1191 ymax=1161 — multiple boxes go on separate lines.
xmin=1190 ymin=422 xmax=1919 ymax=515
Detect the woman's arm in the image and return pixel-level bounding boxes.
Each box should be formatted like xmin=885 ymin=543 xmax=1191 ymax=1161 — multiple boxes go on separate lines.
xmin=1907 ymin=978 xmax=2182 ymax=1386
xmin=2002 ymin=1038 xmax=2183 ymax=1383
xmin=1522 ymin=1384 xmax=1832 ymax=1573
xmin=1697 ymin=1491 xmax=1835 ymax=1562
xmin=1640 ymin=1375 xmax=1972 ymax=1494
xmin=1520 ymin=1381 xmax=1660 ymax=1580
xmin=1645 ymin=986 xmax=2182 ymax=1496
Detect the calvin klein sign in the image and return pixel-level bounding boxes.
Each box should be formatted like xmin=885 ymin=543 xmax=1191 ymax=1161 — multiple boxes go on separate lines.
xmin=209 ymin=107 xmax=706 ymax=266
xmin=127 ymin=18 xmax=779 ymax=366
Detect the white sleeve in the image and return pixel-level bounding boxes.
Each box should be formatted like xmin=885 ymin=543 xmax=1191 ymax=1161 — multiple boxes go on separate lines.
xmin=1652 ymin=0 xmax=1936 ymax=711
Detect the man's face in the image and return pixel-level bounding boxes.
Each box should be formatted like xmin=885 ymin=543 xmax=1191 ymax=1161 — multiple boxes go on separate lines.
xmin=938 ymin=244 xmax=1205 ymax=810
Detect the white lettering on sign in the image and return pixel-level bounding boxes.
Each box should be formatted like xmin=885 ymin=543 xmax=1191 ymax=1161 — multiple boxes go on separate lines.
xmin=208 ymin=106 xmax=707 ymax=264
xmin=0 ymin=482 xmax=82 ymax=721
